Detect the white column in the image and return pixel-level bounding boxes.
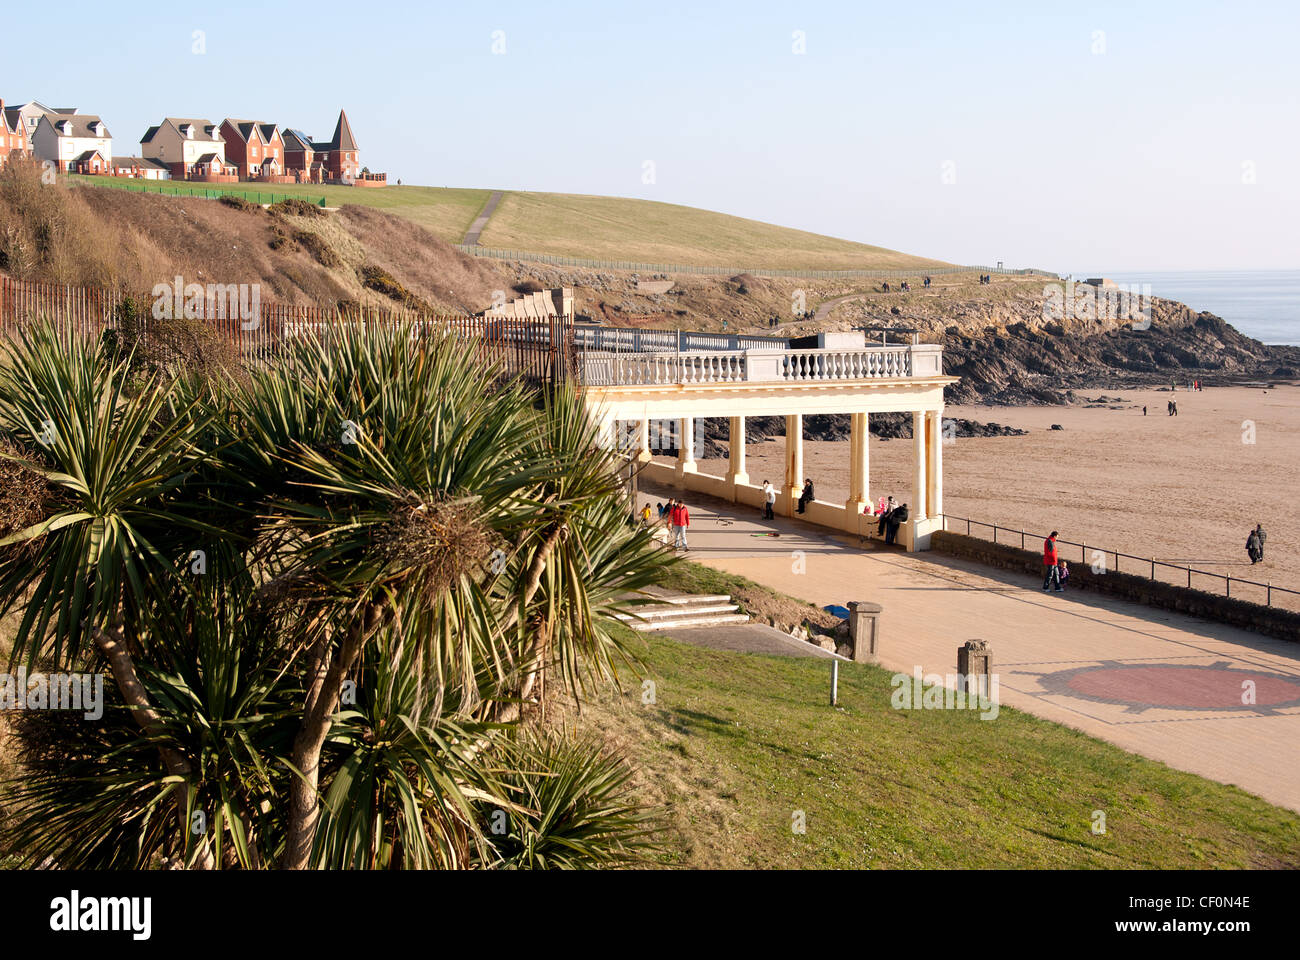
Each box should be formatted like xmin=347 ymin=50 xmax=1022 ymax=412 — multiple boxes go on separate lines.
xmin=726 ymin=416 xmax=749 ymax=492
xmin=846 ymin=411 xmax=870 ymax=513
xmin=635 ymin=417 xmax=652 ymax=463
xmin=676 ymin=416 xmax=697 ymax=485
xmin=911 ymin=410 xmax=927 ymax=522
xmin=926 ymin=410 xmax=943 ymax=518
xmin=783 ymin=413 xmax=803 ymax=516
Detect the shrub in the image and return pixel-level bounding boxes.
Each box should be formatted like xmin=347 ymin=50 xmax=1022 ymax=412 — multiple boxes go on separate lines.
xmin=218 ymin=194 xmax=257 ymax=212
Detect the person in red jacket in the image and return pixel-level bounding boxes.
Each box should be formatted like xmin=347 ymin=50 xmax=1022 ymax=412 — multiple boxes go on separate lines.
xmin=671 ymin=499 xmax=690 ymax=550
xmin=1043 ymin=531 xmax=1061 ymax=591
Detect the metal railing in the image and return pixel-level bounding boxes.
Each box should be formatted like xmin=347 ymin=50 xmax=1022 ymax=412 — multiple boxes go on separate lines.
xmin=939 ymin=514 xmax=1299 ymax=609
xmin=572 ymin=326 xmax=788 ymax=353
xmin=68 ymin=175 xmax=327 ymax=207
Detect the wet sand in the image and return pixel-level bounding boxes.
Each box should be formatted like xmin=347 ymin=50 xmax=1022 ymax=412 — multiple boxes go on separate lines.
xmin=668 ymin=385 xmax=1300 ymax=608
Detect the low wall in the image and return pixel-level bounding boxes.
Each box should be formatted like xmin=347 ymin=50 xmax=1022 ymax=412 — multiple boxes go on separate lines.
xmin=930 ymin=531 xmax=1300 ymax=643
xmin=637 ymin=460 xmax=932 ymax=551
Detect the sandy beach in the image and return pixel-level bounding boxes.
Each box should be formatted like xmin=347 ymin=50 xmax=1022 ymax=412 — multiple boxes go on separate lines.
xmin=655 ymin=384 xmax=1300 ymax=609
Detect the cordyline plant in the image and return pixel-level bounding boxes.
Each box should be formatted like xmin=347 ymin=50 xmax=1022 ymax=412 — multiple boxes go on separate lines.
xmin=0 ymin=318 xmax=667 ymax=868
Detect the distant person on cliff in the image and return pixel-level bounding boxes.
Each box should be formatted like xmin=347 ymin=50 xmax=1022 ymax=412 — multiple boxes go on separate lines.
xmin=1247 ymin=529 xmax=1262 ymax=564
xmin=798 ymin=479 xmax=814 ymax=514
xmin=762 ymin=480 xmax=776 ymax=520
xmin=924 ymin=276 xmax=931 ymax=288
xmin=885 ymin=503 xmax=908 ymax=545
xmin=1043 ymin=531 xmax=1062 ymax=591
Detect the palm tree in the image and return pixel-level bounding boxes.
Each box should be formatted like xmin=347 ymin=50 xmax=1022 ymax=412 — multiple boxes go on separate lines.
xmin=0 ymin=317 xmax=666 ymax=868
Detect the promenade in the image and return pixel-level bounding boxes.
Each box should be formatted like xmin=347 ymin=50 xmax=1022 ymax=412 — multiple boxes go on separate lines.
xmin=642 ymin=479 xmax=1300 ymax=813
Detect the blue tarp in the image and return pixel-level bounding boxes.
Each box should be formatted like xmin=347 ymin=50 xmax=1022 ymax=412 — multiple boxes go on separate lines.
xmin=823 ymin=604 xmax=850 ymax=620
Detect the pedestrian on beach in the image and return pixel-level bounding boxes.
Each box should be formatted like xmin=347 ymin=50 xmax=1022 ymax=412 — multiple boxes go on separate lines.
xmin=1057 ymin=560 xmax=1069 ymax=589
xmin=762 ymin=480 xmax=776 ymax=520
xmin=670 ymin=499 xmax=690 ymax=551
xmin=885 ymin=503 xmax=908 ymax=545
xmin=1142 ymin=405 xmax=1147 ymax=416
xmin=1254 ymin=523 xmax=1267 ymax=560
xmin=1043 ymin=531 xmax=1062 ymax=591
xmin=798 ymin=478 xmax=814 ymax=514
xmin=1247 ymin=529 xmax=1262 ymax=564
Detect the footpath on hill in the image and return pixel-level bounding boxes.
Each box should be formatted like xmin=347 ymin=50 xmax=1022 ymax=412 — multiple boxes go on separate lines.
xmin=639 ymin=478 xmax=1300 ymax=813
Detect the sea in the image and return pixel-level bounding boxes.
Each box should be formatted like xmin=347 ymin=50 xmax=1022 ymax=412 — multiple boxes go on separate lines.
xmin=1073 ymin=270 xmax=1300 ymax=345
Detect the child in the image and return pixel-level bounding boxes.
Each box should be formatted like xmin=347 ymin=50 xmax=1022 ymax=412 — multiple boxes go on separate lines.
xmin=640 ymin=504 xmax=652 ymax=525
xmin=1056 ymin=560 xmax=1069 ymax=591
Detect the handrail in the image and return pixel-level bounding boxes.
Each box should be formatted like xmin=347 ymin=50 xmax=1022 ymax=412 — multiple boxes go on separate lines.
xmin=938 ymin=513 xmax=1296 ymax=608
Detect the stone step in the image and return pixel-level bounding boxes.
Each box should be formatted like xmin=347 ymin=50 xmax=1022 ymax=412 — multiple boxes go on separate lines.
xmin=628 ymin=613 xmax=752 ymax=632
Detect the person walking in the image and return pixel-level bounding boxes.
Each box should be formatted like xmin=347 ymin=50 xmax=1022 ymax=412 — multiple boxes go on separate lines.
xmin=798 ymin=478 xmax=814 ymax=514
xmin=1142 ymin=405 xmax=1147 ymax=416
xmin=673 ymin=499 xmax=690 ymax=550
xmin=1247 ymin=528 xmax=1262 ymax=564
xmin=762 ymin=480 xmax=776 ymax=520
xmin=1043 ymin=531 xmax=1062 ymax=591
xmin=1254 ymin=523 xmax=1267 ymax=560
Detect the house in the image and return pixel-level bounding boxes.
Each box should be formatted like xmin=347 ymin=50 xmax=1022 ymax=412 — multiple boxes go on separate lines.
xmin=0 ymin=99 xmax=32 ymax=170
xmin=283 ymin=109 xmax=381 ymax=185
xmin=219 ymin=119 xmax=291 ymax=182
xmin=31 ymin=114 xmax=112 ymax=173
xmin=6 ymin=101 xmax=77 ymax=140
xmin=139 ymin=118 xmax=236 ymax=182
xmin=110 ymin=156 xmax=171 ymax=180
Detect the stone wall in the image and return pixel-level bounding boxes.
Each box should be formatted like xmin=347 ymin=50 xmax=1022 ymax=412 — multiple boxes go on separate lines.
xmin=930 ymin=531 xmax=1300 ymax=643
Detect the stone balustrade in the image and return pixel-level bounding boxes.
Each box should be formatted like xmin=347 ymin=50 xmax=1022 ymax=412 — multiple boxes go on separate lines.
xmin=580 ymin=344 xmax=942 ymax=386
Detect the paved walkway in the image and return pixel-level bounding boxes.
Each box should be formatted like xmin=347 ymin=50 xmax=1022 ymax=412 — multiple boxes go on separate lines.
xmin=462 ymin=190 xmax=504 ymax=246
xmin=641 ymin=479 xmax=1300 ymax=813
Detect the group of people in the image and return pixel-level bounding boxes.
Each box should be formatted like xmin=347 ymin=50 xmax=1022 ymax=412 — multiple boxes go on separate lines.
xmin=978 ymin=274 xmax=993 ymax=285
xmin=644 ymin=498 xmax=692 ymax=550
xmin=874 ymin=497 xmax=909 ymax=545
xmin=1247 ymin=523 xmax=1267 ymax=564
xmin=1167 ymin=399 xmax=1179 ymax=416
xmin=879 ymin=277 xmax=933 ymax=294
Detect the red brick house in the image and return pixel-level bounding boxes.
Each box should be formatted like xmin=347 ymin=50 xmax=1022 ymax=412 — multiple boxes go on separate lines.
xmin=283 ymin=110 xmax=381 ymax=185
xmin=219 ymin=119 xmax=292 ymax=182
xmin=0 ymin=99 xmax=31 ymax=170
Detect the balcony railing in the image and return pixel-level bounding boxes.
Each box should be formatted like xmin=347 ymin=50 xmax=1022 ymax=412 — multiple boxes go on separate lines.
xmin=581 ymin=344 xmax=942 ymax=386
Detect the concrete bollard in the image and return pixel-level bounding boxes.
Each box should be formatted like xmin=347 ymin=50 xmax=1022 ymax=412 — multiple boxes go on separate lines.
xmin=957 ymin=639 xmax=992 ymax=696
xmin=848 ymin=601 xmax=883 ymax=663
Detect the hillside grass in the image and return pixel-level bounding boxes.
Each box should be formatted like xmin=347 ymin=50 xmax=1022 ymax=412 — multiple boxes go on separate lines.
xmin=576 ymin=563 xmax=1300 ymax=868
xmin=69 ymin=176 xmax=491 ymax=243
xmin=478 ymin=191 xmax=952 ymax=271
xmin=68 ymin=175 xmax=951 ymax=273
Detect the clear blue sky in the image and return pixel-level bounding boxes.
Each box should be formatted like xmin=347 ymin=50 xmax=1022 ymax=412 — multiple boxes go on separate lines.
xmin=5 ymin=0 xmax=1297 ymax=271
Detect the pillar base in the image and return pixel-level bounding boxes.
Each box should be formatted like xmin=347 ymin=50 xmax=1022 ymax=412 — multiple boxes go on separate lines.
xmin=726 ymin=471 xmax=750 ymax=486
xmin=675 ymin=461 xmax=698 ymax=486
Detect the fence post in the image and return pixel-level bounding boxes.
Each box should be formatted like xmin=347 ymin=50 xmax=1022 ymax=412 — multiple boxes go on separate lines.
xmin=1267 ymin=582 xmax=1271 ymax=607
xmin=1226 ymin=577 xmax=1231 ymax=599
xmin=1150 ymin=558 xmax=1154 ymax=580
xmin=1021 ymin=531 xmax=1025 ymax=550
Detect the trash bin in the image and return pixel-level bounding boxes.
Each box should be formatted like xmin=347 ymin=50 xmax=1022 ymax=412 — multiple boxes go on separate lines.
xmin=848 ymin=601 xmax=882 ymax=663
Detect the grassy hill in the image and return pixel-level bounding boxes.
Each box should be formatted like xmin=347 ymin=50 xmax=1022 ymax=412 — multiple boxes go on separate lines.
xmin=70 ymin=176 xmax=949 ymax=273
xmin=474 ymin=191 xmax=951 ymax=271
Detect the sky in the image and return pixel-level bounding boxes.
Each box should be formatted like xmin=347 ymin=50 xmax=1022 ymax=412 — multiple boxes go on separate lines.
xmin=4 ymin=0 xmax=1298 ymax=272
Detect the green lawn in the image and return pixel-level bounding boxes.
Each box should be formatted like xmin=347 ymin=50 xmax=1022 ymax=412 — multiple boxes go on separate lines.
xmin=584 ymin=578 xmax=1300 ymax=868
xmin=69 ymin=175 xmax=491 ymax=242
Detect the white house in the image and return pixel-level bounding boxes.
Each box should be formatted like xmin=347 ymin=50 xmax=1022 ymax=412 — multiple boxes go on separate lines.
xmin=32 ymin=114 xmax=112 ymax=173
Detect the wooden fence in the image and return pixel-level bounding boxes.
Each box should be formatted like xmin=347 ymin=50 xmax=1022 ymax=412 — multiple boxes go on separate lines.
xmin=0 ymin=276 xmax=575 ymax=384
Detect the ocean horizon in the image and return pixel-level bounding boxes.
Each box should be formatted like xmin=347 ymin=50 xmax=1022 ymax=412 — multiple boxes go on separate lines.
xmin=1072 ymin=269 xmax=1300 ymax=346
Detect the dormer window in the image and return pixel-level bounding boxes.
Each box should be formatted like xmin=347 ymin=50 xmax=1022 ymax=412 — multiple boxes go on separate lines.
xmin=181 ymin=124 xmax=194 ymax=139
xmin=58 ymin=120 xmax=72 ymax=135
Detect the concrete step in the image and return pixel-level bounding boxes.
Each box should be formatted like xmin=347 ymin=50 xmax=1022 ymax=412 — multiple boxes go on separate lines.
xmin=614 ymin=603 xmax=740 ymax=622
xmin=629 ymin=613 xmax=752 ymax=632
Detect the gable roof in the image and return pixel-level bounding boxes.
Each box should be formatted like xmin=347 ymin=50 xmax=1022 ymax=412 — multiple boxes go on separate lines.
xmin=141 ymin=118 xmax=223 ymax=144
xmin=282 ymin=128 xmax=314 ymax=152
xmin=1 ymin=107 xmax=21 ymax=136
xmin=40 ymin=114 xmax=111 ymax=139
